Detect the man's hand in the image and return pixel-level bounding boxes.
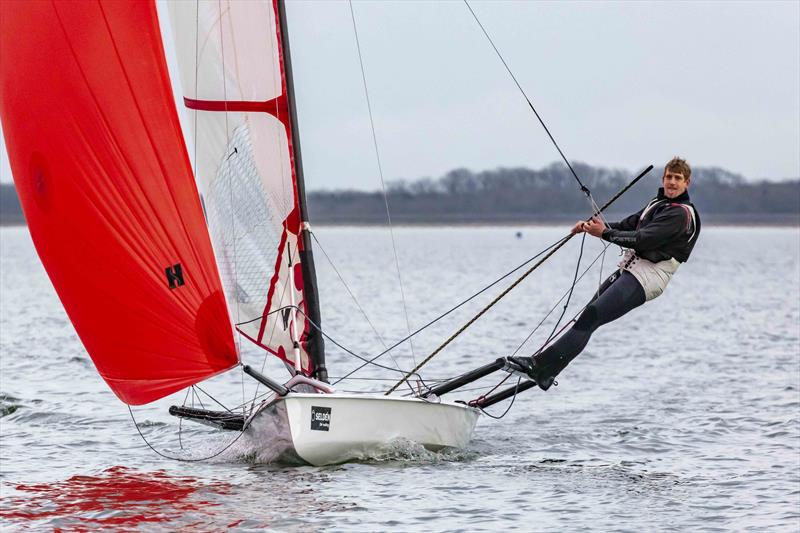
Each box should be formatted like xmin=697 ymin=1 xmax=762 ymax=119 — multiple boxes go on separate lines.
xmin=583 ymin=216 xmax=605 ymax=237
xmin=570 ymin=216 xmax=605 ymax=237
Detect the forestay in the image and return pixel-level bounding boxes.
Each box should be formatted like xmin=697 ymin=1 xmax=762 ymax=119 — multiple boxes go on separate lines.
xmin=165 ymin=0 xmax=315 ymax=374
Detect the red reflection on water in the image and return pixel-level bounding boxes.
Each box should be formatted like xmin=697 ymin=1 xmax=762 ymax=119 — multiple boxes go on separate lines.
xmin=0 ymin=466 xmax=231 ymax=531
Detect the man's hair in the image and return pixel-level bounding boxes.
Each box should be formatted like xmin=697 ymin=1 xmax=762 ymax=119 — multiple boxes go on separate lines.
xmin=665 ymin=157 xmax=691 ymax=180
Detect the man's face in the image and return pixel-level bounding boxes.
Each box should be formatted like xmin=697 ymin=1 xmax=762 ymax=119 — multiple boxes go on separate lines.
xmin=663 ymin=170 xmax=690 ymax=199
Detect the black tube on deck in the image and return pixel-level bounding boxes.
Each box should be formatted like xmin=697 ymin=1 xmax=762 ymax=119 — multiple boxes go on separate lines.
xmin=421 ymin=358 xmax=506 ymax=398
xmin=243 ymin=365 xmax=289 ymax=396
xmin=469 ymin=379 xmax=537 ymax=408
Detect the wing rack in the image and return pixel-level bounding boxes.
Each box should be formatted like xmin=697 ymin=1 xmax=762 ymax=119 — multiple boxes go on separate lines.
xmin=168 ymin=405 xmax=245 ymax=431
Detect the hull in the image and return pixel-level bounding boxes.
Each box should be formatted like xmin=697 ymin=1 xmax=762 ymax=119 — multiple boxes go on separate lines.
xmin=245 ymin=393 xmax=481 ymax=466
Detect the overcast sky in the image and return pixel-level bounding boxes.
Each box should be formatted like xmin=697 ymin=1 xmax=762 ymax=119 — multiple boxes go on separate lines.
xmin=1 ymin=0 xmax=798 ymax=191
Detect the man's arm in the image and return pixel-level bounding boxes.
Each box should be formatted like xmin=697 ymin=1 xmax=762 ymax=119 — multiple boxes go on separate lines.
xmin=607 ymin=208 xmax=644 ymax=231
xmin=571 ymin=207 xmax=644 ymax=236
xmin=600 ymin=207 xmax=687 ymax=250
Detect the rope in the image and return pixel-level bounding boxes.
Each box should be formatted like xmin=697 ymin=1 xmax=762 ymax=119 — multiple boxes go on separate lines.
xmin=230 ymin=167 xmax=649 ymax=394
xmin=334 ymin=235 xmax=566 ymax=385
xmin=305 ymin=314 xmax=425 ymax=379
xmin=484 ymin=373 xmax=512 ymax=398
xmin=543 ymin=233 xmax=586 ymax=346
xmin=128 ymin=405 xmax=247 ymax=463
xmin=523 ymin=261 xmax=620 ymax=360
xmin=244 ymin=288 xmax=296 ymax=408
xmin=228 ymin=235 xmax=554 ymax=386
xmin=463 ymin=0 xmax=617 ymax=234
xmin=478 ymin=378 xmax=522 ymax=420
xmin=192 ymin=386 xmax=206 ymax=410
xmin=348 ymin=1 xmax=418 ymax=368
xmin=463 ymin=0 xmax=589 ymax=197
xmin=275 ymin=231 xmax=598 ymax=386
xmin=177 ymin=387 xmax=191 ymax=450
xmin=236 ymin=304 xmax=308 ymax=327
xmin=508 ymin=239 xmax=610 ymax=357
xmin=310 ymin=231 xmax=404 ymax=372
xmin=385 ymin=165 xmax=653 ymax=394
xmin=385 ymin=235 xmax=569 ymax=395
xmin=598 ymin=241 xmax=611 ymax=291
xmin=133 ymin=232 xmax=604 ymax=463
xmin=193 ymin=384 xmax=234 ymax=413
xmin=236 ymin=304 xmax=422 ymax=378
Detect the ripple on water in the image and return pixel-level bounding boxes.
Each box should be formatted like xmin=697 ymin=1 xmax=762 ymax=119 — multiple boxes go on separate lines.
xmin=4 ymin=407 xmax=109 ymax=429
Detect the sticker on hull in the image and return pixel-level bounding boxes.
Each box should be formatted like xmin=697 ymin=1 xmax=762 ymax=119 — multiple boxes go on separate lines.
xmin=311 ymin=406 xmax=331 ymax=431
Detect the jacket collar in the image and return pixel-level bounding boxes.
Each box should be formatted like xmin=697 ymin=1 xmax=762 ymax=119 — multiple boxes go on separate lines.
xmin=657 ymin=187 xmax=691 ymax=203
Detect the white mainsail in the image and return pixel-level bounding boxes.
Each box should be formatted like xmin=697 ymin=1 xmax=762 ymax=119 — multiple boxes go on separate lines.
xmin=166 ymin=0 xmax=313 ymax=373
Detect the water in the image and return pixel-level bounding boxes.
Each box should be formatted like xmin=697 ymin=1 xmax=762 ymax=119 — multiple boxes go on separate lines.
xmin=1 ymin=225 xmax=799 ymax=531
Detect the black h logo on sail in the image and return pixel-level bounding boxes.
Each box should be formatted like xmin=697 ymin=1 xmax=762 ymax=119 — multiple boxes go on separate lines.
xmin=281 ymin=308 xmax=292 ymax=330
xmin=165 ymin=263 xmax=185 ymax=289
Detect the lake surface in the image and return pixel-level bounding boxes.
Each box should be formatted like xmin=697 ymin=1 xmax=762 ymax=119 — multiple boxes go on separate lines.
xmin=1 ymin=225 xmax=799 ymax=531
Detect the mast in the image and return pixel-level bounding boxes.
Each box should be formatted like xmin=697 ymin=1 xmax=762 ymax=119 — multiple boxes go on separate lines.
xmin=277 ymin=0 xmax=327 ymax=382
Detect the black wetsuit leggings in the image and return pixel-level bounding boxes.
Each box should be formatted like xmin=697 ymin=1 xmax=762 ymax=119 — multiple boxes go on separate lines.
xmin=536 ymin=270 xmax=646 ymax=380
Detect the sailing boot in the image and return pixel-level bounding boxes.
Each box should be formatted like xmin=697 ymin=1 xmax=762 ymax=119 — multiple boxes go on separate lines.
xmin=506 ymin=355 xmax=557 ymax=391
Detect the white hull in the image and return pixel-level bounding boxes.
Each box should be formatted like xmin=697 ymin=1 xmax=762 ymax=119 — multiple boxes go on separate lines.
xmin=245 ymin=393 xmax=481 ymax=466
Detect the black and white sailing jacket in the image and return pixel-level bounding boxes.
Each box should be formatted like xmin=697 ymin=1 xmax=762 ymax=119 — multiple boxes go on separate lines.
xmin=602 ymin=187 xmax=700 ymax=263
xmin=602 ymin=188 xmax=701 ymax=300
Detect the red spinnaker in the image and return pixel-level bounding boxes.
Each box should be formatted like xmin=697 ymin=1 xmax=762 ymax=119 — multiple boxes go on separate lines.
xmin=0 ymin=1 xmax=238 ymax=405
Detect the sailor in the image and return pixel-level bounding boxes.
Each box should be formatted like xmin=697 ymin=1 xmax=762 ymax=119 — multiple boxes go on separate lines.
xmin=509 ymin=157 xmax=701 ymax=390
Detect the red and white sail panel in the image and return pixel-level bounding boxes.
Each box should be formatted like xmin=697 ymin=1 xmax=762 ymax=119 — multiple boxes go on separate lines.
xmin=165 ymin=0 xmax=313 ymax=373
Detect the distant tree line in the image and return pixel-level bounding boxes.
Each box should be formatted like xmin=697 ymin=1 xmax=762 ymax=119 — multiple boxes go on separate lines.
xmin=306 ymin=163 xmax=800 ymax=224
xmin=2 ymin=162 xmax=798 ymax=226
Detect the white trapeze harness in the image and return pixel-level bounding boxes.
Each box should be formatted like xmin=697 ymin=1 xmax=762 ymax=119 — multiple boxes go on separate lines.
xmin=617 ymin=199 xmax=698 ymax=302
